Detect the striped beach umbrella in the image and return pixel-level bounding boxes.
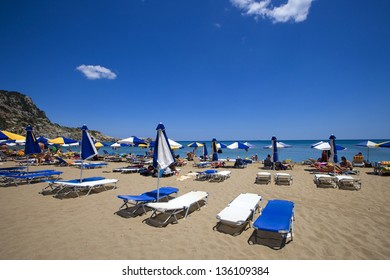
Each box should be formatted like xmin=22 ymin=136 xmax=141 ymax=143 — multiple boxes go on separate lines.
xmin=0 ymin=130 xmax=25 ymax=141
xmin=355 ymin=140 xmax=378 ymax=162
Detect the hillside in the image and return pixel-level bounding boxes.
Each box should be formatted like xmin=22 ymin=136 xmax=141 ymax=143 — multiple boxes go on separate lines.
xmin=0 ymin=90 xmax=116 ymax=141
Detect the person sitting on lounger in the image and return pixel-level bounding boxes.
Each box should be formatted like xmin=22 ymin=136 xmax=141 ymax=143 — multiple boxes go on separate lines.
xmin=340 ymin=156 xmax=353 ymax=171
xmin=264 ymin=155 xmax=273 ymax=169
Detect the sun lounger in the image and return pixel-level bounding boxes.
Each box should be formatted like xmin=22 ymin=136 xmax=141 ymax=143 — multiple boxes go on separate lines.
xmin=146 ymin=190 xmax=208 ymax=227
xmin=117 ymin=186 xmax=179 ymax=214
xmin=50 ymin=178 xmax=118 ymax=197
xmin=0 ymin=169 xmax=63 ymax=186
xmin=209 ymin=170 xmax=232 ymax=182
xmin=255 ymin=172 xmax=271 ymax=184
xmin=313 ymin=174 xmax=337 ymax=188
xmin=250 ymin=199 xmax=295 ymax=249
xmin=195 ymin=169 xmax=217 ymax=180
xmin=193 ymin=156 xmax=212 ymax=168
xmin=352 ymin=155 xmax=365 ymax=167
xmin=0 ymin=166 xmax=27 ymax=174
xmin=74 ymin=162 xmax=108 ymax=169
xmin=335 ymin=175 xmax=362 ymax=190
xmin=214 ymin=193 xmax=262 ymax=235
xmin=275 ymin=173 xmax=293 ymax=185
xmin=42 ymin=176 xmax=105 ymax=193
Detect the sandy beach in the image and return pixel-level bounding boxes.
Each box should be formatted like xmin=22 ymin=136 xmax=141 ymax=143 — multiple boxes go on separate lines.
xmin=0 ymin=160 xmax=389 ymax=260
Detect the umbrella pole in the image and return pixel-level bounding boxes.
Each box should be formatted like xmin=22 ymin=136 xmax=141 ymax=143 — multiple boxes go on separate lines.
xmin=80 ymin=161 xmax=84 ymax=182
xmin=157 ymin=167 xmax=160 ymax=200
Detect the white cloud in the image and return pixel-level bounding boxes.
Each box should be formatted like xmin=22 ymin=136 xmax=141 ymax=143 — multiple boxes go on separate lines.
xmin=231 ymin=0 xmax=314 ymax=23
xmin=76 ymin=64 xmax=117 ymax=80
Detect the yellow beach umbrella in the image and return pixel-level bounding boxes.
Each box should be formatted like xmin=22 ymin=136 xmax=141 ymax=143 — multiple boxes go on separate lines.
xmin=49 ymin=137 xmax=79 ymax=146
xmin=0 ymin=130 xmax=25 ymax=141
xmin=95 ymin=142 xmax=104 ymax=148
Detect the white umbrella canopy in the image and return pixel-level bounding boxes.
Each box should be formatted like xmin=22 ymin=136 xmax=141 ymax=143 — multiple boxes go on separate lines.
xmin=227 ymin=141 xmax=250 ymax=150
xmin=263 ymin=142 xmax=292 ymax=149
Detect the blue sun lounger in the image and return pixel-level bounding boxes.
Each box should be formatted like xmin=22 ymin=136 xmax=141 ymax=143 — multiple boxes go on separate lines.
xmin=250 ymin=199 xmax=295 ymax=249
xmin=0 ymin=169 xmax=63 ymax=186
xmin=117 ymin=186 xmax=179 ymax=214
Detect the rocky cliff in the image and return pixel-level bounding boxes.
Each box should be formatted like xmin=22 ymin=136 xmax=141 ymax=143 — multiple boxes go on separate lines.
xmin=0 ymin=90 xmax=116 ymax=141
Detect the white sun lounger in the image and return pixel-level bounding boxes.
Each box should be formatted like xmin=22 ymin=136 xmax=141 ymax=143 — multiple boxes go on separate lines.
xmin=313 ymin=174 xmax=337 ymax=188
xmin=335 ymin=175 xmax=362 ymax=190
xmin=52 ymin=178 xmax=118 ymax=197
xmin=215 ymin=193 xmax=262 ymax=235
xmin=255 ymin=172 xmax=271 ymax=184
xmin=275 ymin=173 xmax=293 ymax=185
xmin=209 ymin=170 xmax=232 ymax=182
xmin=146 ymin=191 xmax=208 ymax=227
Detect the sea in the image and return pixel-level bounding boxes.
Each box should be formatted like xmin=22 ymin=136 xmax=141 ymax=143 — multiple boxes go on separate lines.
xmin=96 ymin=139 xmax=390 ymax=164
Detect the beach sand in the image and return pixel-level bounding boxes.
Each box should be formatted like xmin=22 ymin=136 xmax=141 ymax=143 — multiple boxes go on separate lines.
xmin=0 ymin=161 xmax=389 ymax=260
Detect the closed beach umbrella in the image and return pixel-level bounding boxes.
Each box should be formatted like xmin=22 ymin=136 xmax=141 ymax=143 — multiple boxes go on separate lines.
xmin=153 ymin=123 xmax=175 ymax=199
xmin=211 ymin=138 xmax=218 ymax=161
xmin=329 ymin=134 xmax=338 ymax=163
xmin=80 ymin=125 xmax=98 ymax=180
xmin=202 ymin=142 xmax=208 ymax=159
xmin=24 ymin=125 xmax=41 ymax=171
xmin=355 ymin=140 xmax=378 ymax=162
xmin=272 ymin=136 xmax=279 ymax=163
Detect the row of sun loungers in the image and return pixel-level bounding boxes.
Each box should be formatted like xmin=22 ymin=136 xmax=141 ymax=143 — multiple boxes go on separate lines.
xmin=0 ymin=169 xmax=63 ymax=186
xmin=313 ymin=174 xmax=362 ymax=190
xmin=255 ymin=172 xmax=293 ymax=185
xmin=116 ymin=187 xmax=294 ymax=249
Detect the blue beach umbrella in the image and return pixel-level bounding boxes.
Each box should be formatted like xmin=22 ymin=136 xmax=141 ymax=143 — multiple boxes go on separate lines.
xmin=227 ymin=141 xmax=250 ymax=151
xmin=211 ymin=138 xmax=218 ymax=161
xmin=202 ymin=142 xmax=208 ymax=159
xmin=355 ymin=140 xmax=378 ymax=162
xmin=80 ymin=125 xmax=98 ymax=180
xmin=272 ymin=136 xmax=279 ymax=164
xmin=24 ymin=125 xmax=42 ymax=171
xmin=187 ymin=142 xmax=204 ymax=148
xmin=118 ymin=136 xmax=146 ymax=145
xmin=0 ymin=131 xmax=8 ymax=140
xmin=153 ymin=123 xmax=175 ymax=199
xmin=377 ymin=141 xmax=390 ymax=148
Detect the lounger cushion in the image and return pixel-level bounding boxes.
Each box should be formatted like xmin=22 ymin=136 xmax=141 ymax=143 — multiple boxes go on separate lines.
xmin=117 ymin=186 xmax=178 ymax=202
xmin=253 ymin=200 xmax=294 ymax=233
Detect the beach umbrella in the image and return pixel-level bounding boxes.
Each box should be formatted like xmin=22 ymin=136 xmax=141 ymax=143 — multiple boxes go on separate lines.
xmin=36 ymin=136 xmax=49 ymax=144
xmin=202 ymin=142 xmax=208 ymax=159
xmin=312 ymin=142 xmax=346 ymax=151
xmin=95 ymin=142 xmax=104 ymax=148
xmin=49 ymin=136 xmax=79 ymax=146
xmin=118 ymin=136 xmax=146 ymax=146
xmin=211 ymin=138 xmax=218 ymax=161
xmin=271 ymin=136 xmax=279 ymax=164
xmin=80 ymin=125 xmax=98 ymax=180
xmin=244 ymin=142 xmax=256 ymax=148
xmin=0 ymin=130 xmax=25 ymax=141
xmin=24 ymin=125 xmax=42 ymax=171
xmin=329 ymin=134 xmax=339 ymax=163
xmin=153 ymin=123 xmax=175 ymax=199
xmin=377 ymin=141 xmax=390 ymax=148
xmin=150 ymin=139 xmax=183 ymax=150
xmin=355 ymin=140 xmax=378 ymax=162
xmin=217 ymin=143 xmax=228 ymax=149
xmin=187 ymin=142 xmax=204 ymax=148
xmin=263 ymin=142 xmax=292 ymax=149
xmin=227 ymin=141 xmax=250 ymax=151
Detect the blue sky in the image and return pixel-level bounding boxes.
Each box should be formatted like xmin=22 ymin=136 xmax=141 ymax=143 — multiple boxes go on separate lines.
xmin=1 ymin=0 xmax=389 ymax=141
